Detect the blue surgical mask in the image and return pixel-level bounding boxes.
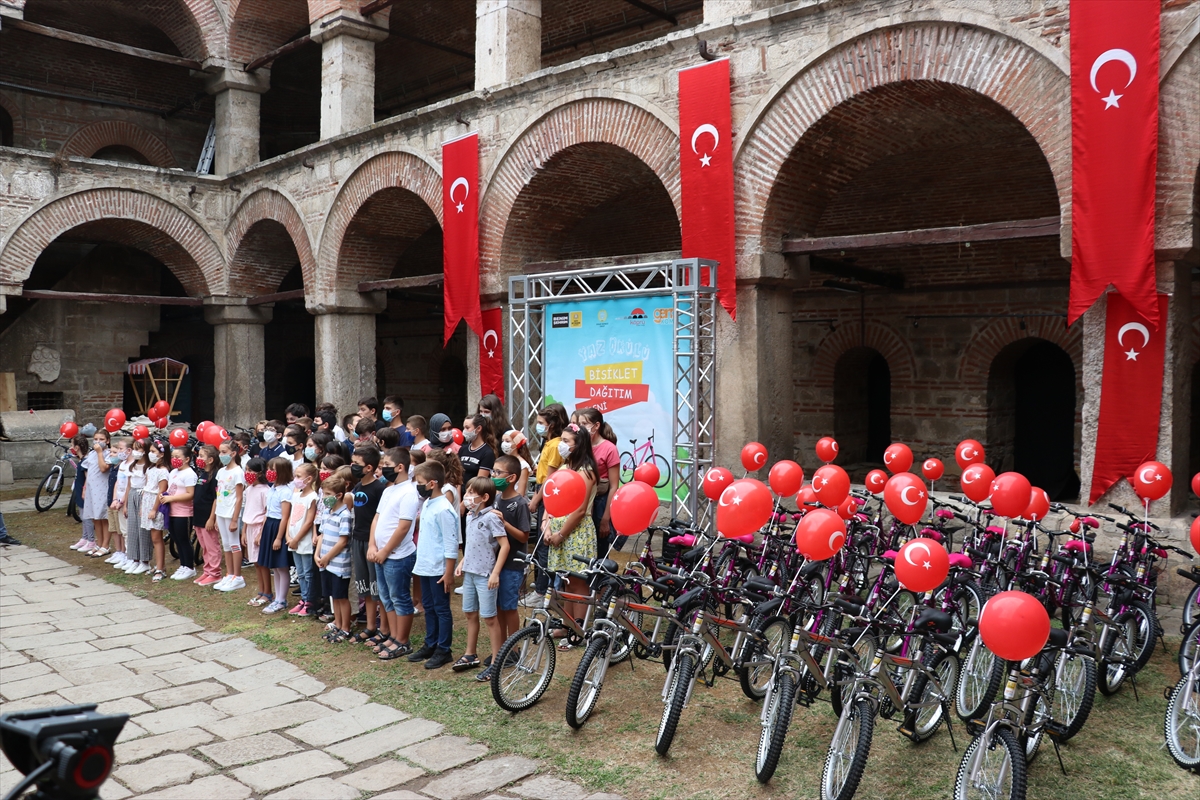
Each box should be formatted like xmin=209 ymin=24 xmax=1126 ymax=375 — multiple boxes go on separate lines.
xmin=304 ymin=447 xmax=316 ymax=461
xmin=535 ymin=423 xmax=547 ymax=436
xmin=219 ymin=454 xmax=232 ymax=466
xmin=382 ymin=409 xmax=394 ymax=422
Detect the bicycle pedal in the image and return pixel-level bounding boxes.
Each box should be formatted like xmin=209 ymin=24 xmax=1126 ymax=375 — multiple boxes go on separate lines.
xmin=895 ymin=724 xmax=916 ymax=741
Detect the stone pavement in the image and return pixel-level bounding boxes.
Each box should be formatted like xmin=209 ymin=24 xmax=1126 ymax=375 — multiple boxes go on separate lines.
xmin=0 ymin=544 xmax=625 ymax=800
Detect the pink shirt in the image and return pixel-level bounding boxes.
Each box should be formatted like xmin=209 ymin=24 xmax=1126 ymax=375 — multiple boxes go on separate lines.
xmin=242 ymin=484 xmax=269 ymax=526
xmin=165 ymin=467 xmax=197 ymax=517
xmin=593 ymin=439 xmax=620 ymax=478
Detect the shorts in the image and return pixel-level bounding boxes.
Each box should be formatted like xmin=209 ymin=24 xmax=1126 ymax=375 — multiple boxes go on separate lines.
xmin=376 ymin=553 xmax=416 ymax=615
xmin=116 ymin=504 xmax=128 ymax=536
xmin=461 ymin=572 xmax=497 ymax=618
xmin=321 ymin=569 xmax=351 ymax=600
xmin=351 ymin=538 xmax=378 ymax=599
xmin=244 ymin=521 xmax=263 ymax=562
xmin=216 ymin=516 xmax=240 ymax=552
xmin=498 ymin=568 xmax=523 ymax=612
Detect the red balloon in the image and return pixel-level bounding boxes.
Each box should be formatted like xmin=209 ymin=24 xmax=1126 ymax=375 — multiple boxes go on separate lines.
xmin=152 ymin=400 xmax=170 ymax=419
xmin=921 ymin=458 xmax=944 ymax=481
xmin=990 ymin=472 xmax=1032 ymax=517
xmin=883 ymin=442 xmax=913 ymax=473
xmin=543 ymin=469 xmax=586 ymax=517
xmin=1024 ymin=487 xmax=1050 ymax=521
xmin=1192 ymin=472 xmax=1200 ymax=497
xmin=865 ymin=469 xmax=888 ymax=494
xmin=154 ymin=416 xmax=168 ymax=429
xmin=1191 ymin=516 xmax=1200 ymax=554
xmin=797 ymin=484 xmax=820 ymax=510
xmin=452 ymin=428 xmax=465 ymax=446
xmin=960 ymin=463 xmax=995 ymax=503
xmin=811 ymin=464 xmax=850 ymax=506
xmin=717 ymin=479 xmax=774 ymax=538
xmin=1132 ymin=460 xmax=1172 ymax=502
xmin=741 ymin=442 xmax=768 ymax=472
xmin=894 ymin=537 xmax=950 ymax=593
xmin=979 ymin=591 xmax=1050 ymax=661
xmin=610 ymin=481 xmax=660 ymax=535
xmin=794 ymin=508 xmax=847 ymax=561
xmin=168 ymin=428 xmax=189 ymax=448
xmin=884 ymin=472 xmax=927 ymax=525
xmin=104 ymin=408 xmax=126 ymax=432
xmin=132 ymin=425 xmax=149 ymax=439
xmin=955 ymin=439 xmax=985 ymax=469
xmin=195 ymin=421 xmax=211 ymax=440
xmin=815 ymin=437 xmax=839 ymax=464
xmin=836 ymin=496 xmax=859 ymax=520
xmin=768 ymin=460 xmax=804 ymax=497
xmin=633 ymin=462 xmax=660 ymax=486
xmin=60 ymin=421 xmax=79 ymax=439
xmin=702 ymin=467 xmax=734 ymax=502
xmin=204 ymin=426 xmax=230 ymax=446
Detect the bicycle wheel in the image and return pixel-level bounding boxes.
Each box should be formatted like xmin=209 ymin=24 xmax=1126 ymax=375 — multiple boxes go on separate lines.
xmin=599 ymin=587 xmax=642 ymax=665
xmin=957 ymin=636 xmax=1005 ymax=722
xmin=67 ymin=495 xmax=80 ymax=522
xmin=1125 ymin=599 xmax=1158 ymax=671
xmin=1098 ymin=612 xmax=1140 ymax=696
xmin=1179 ymin=620 xmax=1200 ymax=677
xmin=656 ymin=650 xmax=696 ymax=756
xmin=754 ymin=670 xmax=796 ymax=783
xmin=651 ymin=454 xmax=671 ymax=489
xmin=34 ymin=467 xmax=63 ymax=512
xmin=953 ymin=728 xmax=1026 ymax=800
xmin=820 ymin=698 xmax=875 ymax=800
xmin=566 ymin=636 xmax=609 ymax=729
xmin=1060 ymin=572 xmax=1097 ymax=630
xmin=491 ymin=624 xmax=556 ymax=712
xmin=1048 ymin=649 xmax=1096 ymax=742
xmin=738 ymin=615 xmax=790 ymax=701
xmin=1164 ymin=674 xmax=1200 ymax=772
xmin=830 ymin=631 xmax=877 ymax=719
xmin=619 ymin=452 xmax=636 ymax=484
xmin=1020 ymin=652 xmax=1055 ymax=764
xmin=1184 ymin=583 xmax=1200 ymax=631
xmin=905 ymin=649 xmax=959 ymax=742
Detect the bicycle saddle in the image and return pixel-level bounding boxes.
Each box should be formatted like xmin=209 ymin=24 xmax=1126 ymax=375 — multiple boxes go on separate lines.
xmin=912 ymin=608 xmax=953 ymax=634
xmin=668 ymin=534 xmax=696 ymax=547
xmin=799 ymin=560 xmax=825 ymax=578
xmin=935 ymin=509 xmax=955 ymax=520
xmin=919 ymin=528 xmax=944 ymax=543
xmin=882 ymin=549 xmax=898 ymax=561
xmin=597 ymin=558 xmax=619 ymax=574
xmin=1062 ymin=539 xmax=1091 ymax=554
xmin=947 ymin=553 xmax=973 ymax=569
xmin=1046 ymin=627 xmax=1069 ymax=649
xmin=744 ymin=575 xmax=777 ymax=594
xmin=985 ymin=525 xmax=1007 ymax=537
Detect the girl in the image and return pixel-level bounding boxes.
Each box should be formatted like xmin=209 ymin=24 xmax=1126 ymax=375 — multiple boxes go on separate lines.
xmin=459 ymin=415 xmax=496 ymax=483
xmin=82 ymin=429 xmax=112 ymax=557
xmin=429 ymin=413 xmax=459 ymax=452
xmin=287 ymin=463 xmax=319 ymax=617
xmin=121 ymin=439 xmax=151 ymax=574
xmin=315 ymin=474 xmax=353 ymax=641
xmin=192 ymin=445 xmax=223 ymax=586
xmin=242 ymin=458 xmax=271 ymax=605
xmin=477 ymin=394 xmax=512 ymax=437
xmin=406 ymin=415 xmax=433 ymax=453
xmin=210 ymin=440 xmax=246 ymax=592
xmin=258 ymin=457 xmax=294 ymax=614
xmin=543 ymin=423 xmax=597 ymax=648
xmin=527 ymin=404 xmax=567 ymax=599
xmin=306 ymin=432 xmax=332 ymax=466
xmin=161 ymin=446 xmax=198 ymax=581
xmin=140 ymin=440 xmax=170 ymax=581
xmin=500 ymin=429 xmax=533 ymax=493
xmin=576 ymin=407 xmax=621 ymax=558
xmin=68 ymin=434 xmax=96 ymax=553
xmin=426 ymin=448 xmax=463 ymax=507
xmin=105 ymin=439 xmax=131 ymax=566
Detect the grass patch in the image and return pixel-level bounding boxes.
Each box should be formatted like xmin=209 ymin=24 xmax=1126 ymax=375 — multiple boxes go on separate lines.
xmin=7 ymin=510 xmax=1200 ymax=799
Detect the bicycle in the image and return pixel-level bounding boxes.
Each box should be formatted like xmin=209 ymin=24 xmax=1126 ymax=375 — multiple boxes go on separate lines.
xmin=619 ymin=430 xmax=670 ymax=489
xmin=34 ymin=438 xmax=81 ymax=521
xmin=1165 ymin=618 xmax=1200 ymax=773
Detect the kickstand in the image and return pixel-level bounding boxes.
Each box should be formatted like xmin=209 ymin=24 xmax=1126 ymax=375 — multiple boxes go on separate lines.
xmin=1051 ymin=735 xmax=1067 ymax=775
xmin=1130 ymin=671 xmax=1140 ymax=702
xmin=943 ymin=702 xmax=958 ymax=752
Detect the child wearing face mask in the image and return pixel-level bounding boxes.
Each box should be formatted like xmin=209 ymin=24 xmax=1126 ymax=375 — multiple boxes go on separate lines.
xmin=407 ymin=461 xmax=459 ymax=670
xmin=121 ymin=439 xmax=150 ymax=574
xmin=287 ymin=463 xmax=319 ymax=617
xmin=192 ymin=445 xmax=223 ymax=587
xmin=242 ymin=458 xmax=271 ymax=605
xmin=258 ymin=422 xmax=285 ymax=462
xmin=369 ymin=448 xmax=418 ymax=659
xmin=406 ymin=415 xmax=432 ymax=453
xmin=257 ymin=458 xmax=294 ymax=613
xmin=349 ymin=445 xmax=387 ymax=643
xmin=526 ymin=404 xmax=567 ymax=601
xmin=316 ymin=475 xmax=354 ymax=641
xmin=500 ymin=430 xmax=533 ymax=493
xmin=160 ymin=446 xmax=198 ymax=581
xmin=210 ymin=440 xmax=246 ymax=592
xmin=141 ymin=440 xmax=170 ymax=580
xmin=105 ymin=439 xmax=131 ymax=567
xmin=452 ymin=476 xmax=509 ymax=680
xmin=82 ymin=429 xmax=113 ymax=557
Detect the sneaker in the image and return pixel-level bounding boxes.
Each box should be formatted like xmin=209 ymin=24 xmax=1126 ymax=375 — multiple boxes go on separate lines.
xmin=111 ymin=554 xmax=127 ymax=568
xmin=172 ymin=567 xmax=197 ymax=581
xmin=425 ymin=650 xmax=453 ymax=670
xmin=69 ymin=538 xmax=87 ymax=550
xmin=129 ymin=562 xmax=150 ymax=575
xmin=121 ymin=559 xmax=137 ymax=573
xmin=521 ymin=591 xmax=543 ymax=607
xmin=454 ymin=586 xmax=465 ymax=595
xmin=241 ymin=558 xmax=252 ymax=569
xmin=288 ymin=602 xmax=307 ymax=616
xmin=196 ymin=575 xmax=221 ymax=587
xmin=223 ymin=576 xmax=246 ymax=592
xmin=104 ymin=551 xmax=121 ymax=564
xmin=211 ymin=576 xmax=231 ymax=591
xmin=262 ymin=601 xmax=285 ymax=614
xmin=407 ymin=645 xmax=436 ymax=663
xmin=79 ymin=541 xmax=97 ymax=554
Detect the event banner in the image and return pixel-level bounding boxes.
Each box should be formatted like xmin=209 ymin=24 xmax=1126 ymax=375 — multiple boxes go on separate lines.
xmin=442 ymin=132 xmax=482 ymax=344
xmin=543 ymin=295 xmax=676 ymax=497
xmin=480 ymin=306 xmax=504 ymax=402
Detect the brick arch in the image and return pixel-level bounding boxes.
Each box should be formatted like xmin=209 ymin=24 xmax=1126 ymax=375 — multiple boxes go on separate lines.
xmin=226 ymin=189 xmax=316 ymax=296
xmin=60 ymin=120 xmax=178 ymax=168
xmin=0 ymin=188 xmax=222 ymax=296
xmin=812 ymin=321 xmax=916 ymax=387
xmin=1158 ymin=29 xmax=1200 ymax=254
xmin=957 ymin=316 xmax=1082 ymax=385
xmin=480 ymin=96 xmax=681 ymax=281
xmin=316 ymin=150 xmax=442 ymax=292
xmin=736 ymin=22 xmax=1070 ymax=254
xmin=227 ymin=0 xmax=311 ymax=63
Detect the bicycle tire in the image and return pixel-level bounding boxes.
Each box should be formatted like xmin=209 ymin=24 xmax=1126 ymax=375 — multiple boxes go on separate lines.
xmin=820 ymin=698 xmax=875 ymax=800
xmin=905 ymin=649 xmax=959 ymax=742
xmin=956 ymin=636 xmax=1005 ymax=722
xmin=1164 ymin=674 xmax=1200 ymax=773
xmin=953 ymin=728 xmax=1026 ymax=800
xmin=491 ymin=625 xmax=555 ymax=712
xmin=566 ymin=636 xmax=609 ymax=729
xmin=663 ymin=598 xmax=718 ymax=672
xmin=618 ymin=452 xmax=637 ymax=484
xmin=598 ymin=587 xmax=642 ymax=665
xmin=1179 ymin=620 xmax=1200 ymax=677
xmin=830 ymin=630 xmax=877 ymax=719
xmin=656 ymin=650 xmax=695 ymax=756
xmin=1125 ymin=598 xmax=1158 ymax=671
xmin=34 ymin=467 xmax=63 ymax=513
xmin=1183 ymin=583 xmax=1200 ymax=631
xmin=1020 ymin=651 xmax=1055 ymax=764
xmin=651 ymin=454 xmax=670 ymax=489
xmin=1060 ymin=572 xmax=1097 ymax=630
xmin=738 ymin=615 xmax=790 ymax=701
xmin=1048 ymin=648 xmax=1096 ymax=742
xmin=67 ymin=495 xmax=80 ymax=522
xmin=755 ymin=670 xmax=796 ymax=783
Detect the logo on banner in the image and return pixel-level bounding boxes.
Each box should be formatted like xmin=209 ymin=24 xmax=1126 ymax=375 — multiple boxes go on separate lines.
xmin=449 ymin=177 xmax=470 ymax=213
xmin=569 ymin=312 xmax=583 ymax=328
xmin=1090 ymin=48 xmax=1137 ymax=109
xmin=624 ymin=308 xmax=647 ymax=326
xmin=1117 ymin=321 xmax=1149 ymax=360
xmin=691 ymin=123 xmax=719 ymax=167
xmin=653 ymin=308 xmax=673 ymax=324
xmin=551 ymin=313 xmax=571 ymax=329
xmin=597 ymin=310 xmax=609 ymax=326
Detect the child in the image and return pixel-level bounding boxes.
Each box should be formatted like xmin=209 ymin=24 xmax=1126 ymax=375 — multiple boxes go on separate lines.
xmin=82 ymin=429 xmax=112 ymax=557
xmin=349 ymin=445 xmax=387 ymax=644
xmin=369 ymin=448 xmax=419 ymax=659
xmin=141 ymin=440 xmax=170 ymax=580
xmin=407 ymin=460 xmax=459 ymax=669
xmin=242 ymin=458 xmax=272 ymax=605
xmin=406 ymin=415 xmax=432 ymax=453
xmin=106 ymin=439 xmax=131 ymax=567
xmin=191 ymin=445 xmax=223 ymax=586
xmin=528 ymin=404 xmax=567 ymax=599
xmin=453 ymin=476 xmax=509 ymax=681
xmin=257 ymin=457 xmax=294 ymax=613
xmin=68 ymin=434 xmax=96 ymax=553
xmin=287 ymin=463 xmax=319 ymax=616
xmin=210 ymin=440 xmax=246 ymax=591
xmin=259 ymin=422 xmax=285 ymax=462
xmin=121 ymin=439 xmax=150 ymax=574
xmin=160 ymin=446 xmax=198 ymax=581
xmin=500 ymin=430 xmax=533 ymax=491
xmin=316 ymin=475 xmax=353 ymax=641
xmin=492 ymin=454 xmax=531 ymax=643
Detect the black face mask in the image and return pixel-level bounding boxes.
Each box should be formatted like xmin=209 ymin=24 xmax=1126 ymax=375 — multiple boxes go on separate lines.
xmin=256 ymin=432 xmax=266 ymax=443
xmin=284 ymin=444 xmax=296 ymax=455
xmin=416 ymin=483 xmax=433 ymax=499
xmin=380 ymin=467 xmax=398 ymax=483
xmin=350 ymin=464 xmax=365 ymax=479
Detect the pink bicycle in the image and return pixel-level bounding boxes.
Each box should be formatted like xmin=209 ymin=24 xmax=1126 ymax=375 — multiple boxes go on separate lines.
xmin=619 ymin=431 xmax=670 ymax=489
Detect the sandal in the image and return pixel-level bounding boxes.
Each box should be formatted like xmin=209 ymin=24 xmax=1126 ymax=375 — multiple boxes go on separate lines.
xmin=248 ymin=593 xmax=271 ymax=607
xmin=330 ymin=629 xmax=352 ymax=643
xmin=152 ymin=570 xmax=166 ymax=582
xmin=451 ymin=653 xmax=481 ymax=672
xmin=378 ymin=641 xmax=412 ymax=661
xmin=557 ymin=640 xmax=574 ymax=651
xmin=352 ymin=629 xmax=378 ymax=644
xmin=90 ymin=547 xmax=110 ymax=558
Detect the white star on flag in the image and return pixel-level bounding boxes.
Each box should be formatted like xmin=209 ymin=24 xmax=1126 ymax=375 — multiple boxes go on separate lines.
xmin=455 ymin=202 xmax=465 ymax=213
xmin=1125 ymin=348 xmax=1139 ymax=361
xmin=1102 ymin=90 xmax=1122 ymax=109
xmin=699 ymin=153 xmax=711 ymax=167
xmin=732 ymin=495 xmax=742 ymax=505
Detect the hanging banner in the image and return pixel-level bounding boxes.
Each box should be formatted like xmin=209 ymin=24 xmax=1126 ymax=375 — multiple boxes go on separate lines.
xmin=1090 ymin=292 xmax=1168 ymax=503
xmin=442 ymin=132 xmax=483 ymax=344
xmin=679 ymin=58 xmax=736 ymax=320
xmin=480 ymin=306 xmax=505 ymax=402
xmin=1068 ymin=0 xmax=1159 ymax=329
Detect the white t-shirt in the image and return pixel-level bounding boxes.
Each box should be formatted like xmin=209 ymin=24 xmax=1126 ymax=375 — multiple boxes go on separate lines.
xmin=143 ymin=466 xmax=169 ymax=493
xmin=373 ymin=481 xmax=421 ymax=560
xmin=115 ymin=459 xmax=131 ymax=502
xmin=127 ymin=462 xmax=146 ymax=490
xmin=215 ymin=464 xmax=246 ymax=518
xmin=288 ymin=491 xmax=318 ymax=554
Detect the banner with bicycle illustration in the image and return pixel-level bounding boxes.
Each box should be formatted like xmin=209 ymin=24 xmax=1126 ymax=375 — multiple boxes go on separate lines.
xmin=543 ymin=295 xmax=676 ymax=500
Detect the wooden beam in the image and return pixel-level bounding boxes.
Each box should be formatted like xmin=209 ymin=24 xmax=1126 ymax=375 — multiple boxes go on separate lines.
xmin=245 ymin=34 xmax=312 ymax=72
xmin=21 ymin=289 xmax=202 ymax=306
xmin=246 ymin=289 xmax=306 ymax=305
xmin=357 ymin=273 xmax=443 ymax=292
xmin=4 ymin=19 xmax=203 ymax=70
xmin=389 ymin=31 xmax=474 ymax=60
xmin=620 ymin=0 xmax=678 ymax=25
xmin=781 ymin=216 xmax=1061 ymax=254
xmin=809 ymin=256 xmax=904 ymax=290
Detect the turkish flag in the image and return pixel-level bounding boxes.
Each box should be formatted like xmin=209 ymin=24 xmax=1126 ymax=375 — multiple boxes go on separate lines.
xmin=443 ymin=133 xmax=483 ymax=344
xmin=1090 ymin=292 xmax=1168 ymax=503
xmin=480 ymin=306 xmax=504 ymax=402
xmin=1069 ymin=0 xmax=1159 ymax=329
xmin=679 ymin=59 xmax=736 ymax=319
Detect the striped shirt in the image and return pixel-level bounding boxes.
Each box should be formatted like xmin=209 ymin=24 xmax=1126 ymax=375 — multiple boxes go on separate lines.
xmin=317 ymin=505 xmax=352 ymax=578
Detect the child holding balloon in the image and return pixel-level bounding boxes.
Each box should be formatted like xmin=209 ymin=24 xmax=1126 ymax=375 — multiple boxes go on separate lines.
xmin=527 ymin=404 xmax=567 ymax=600
xmin=542 ymin=423 xmax=598 ymax=648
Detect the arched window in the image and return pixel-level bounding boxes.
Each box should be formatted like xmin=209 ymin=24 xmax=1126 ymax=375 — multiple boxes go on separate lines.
xmin=834 ymin=347 xmax=891 ymax=465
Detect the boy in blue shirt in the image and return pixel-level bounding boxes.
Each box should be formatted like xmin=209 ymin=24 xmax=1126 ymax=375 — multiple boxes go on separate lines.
xmin=407 ymin=461 xmax=459 ymax=669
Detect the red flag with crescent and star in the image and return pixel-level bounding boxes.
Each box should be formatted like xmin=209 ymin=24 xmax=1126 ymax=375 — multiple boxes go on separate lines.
xmin=1068 ymin=0 xmax=1159 ymax=329
xmin=442 ymin=132 xmax=483 ymax=344
xmin=679 ymin=58 xmax=736 ymax=319
xmin=1090 ymin=292 xmax=1168 ymax=503
xmin=479 ymin=306 xmax=504 ymax=402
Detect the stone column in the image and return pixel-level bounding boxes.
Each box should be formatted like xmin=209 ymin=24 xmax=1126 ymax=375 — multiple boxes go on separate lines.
xmin=204 ymin=302 xmax=272 ymax=428
xmin=310 ymin=291 xmax=387 ymax=419
xmin=475 ymin=0 xmax=541 ymax=90
xmin=202 ymin=67 xmax=270 ymax=174
xmin=311 ymin=12 xmax=388 ymax=139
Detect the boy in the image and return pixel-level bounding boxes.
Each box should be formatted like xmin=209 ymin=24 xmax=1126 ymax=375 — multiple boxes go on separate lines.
xmin=359 ymin=396 xmax=386 ymax=432
xmin=492 ymin=454 xmax=530 ymax=643
xmin=315 ymin=475 xmax=353 ymax=640
xmin=454 ymin=476 xmax=509 ymax=681
xmin=382 ymin=396 xmax=415 ymax=448
xmin=407 ymin=461 xmax=459 ymax=669
xmin=369 ymin=448 xmax=420 ymax=659
xmin=258 ymin=421 xmax=285 ymax=462
xmin=350 ymin=444 xmax=387 ymax=641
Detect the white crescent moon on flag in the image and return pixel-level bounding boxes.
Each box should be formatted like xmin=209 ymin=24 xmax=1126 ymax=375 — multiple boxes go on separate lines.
xmin=1117 ymin=322 xmax=1150 ymax=348
xmin=449 ymin=177 xmax=470 ymax=202
xmin=690 ymin=123 xmax=719 ymax=154
xmin=1090 ymin=49 xmax=1137 ymax=93
xmin=1139 ymin=467 xmax=1156 ymax=483
xmin=904 ymin=540 xmax=931 ymax=567
xmin=900 ymin=486 xmax=921 ymax=506
xmin=483 ymin=330 xmax=498 ymax=350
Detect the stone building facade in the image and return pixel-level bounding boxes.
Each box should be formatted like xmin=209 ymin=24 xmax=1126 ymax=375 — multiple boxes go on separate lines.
xmin=0 ymin=0 xmax=1197 ymax=511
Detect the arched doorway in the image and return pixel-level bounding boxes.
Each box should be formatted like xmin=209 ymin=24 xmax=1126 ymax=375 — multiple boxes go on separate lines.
xmin=833 ymin=347 xmax=891 ymax=468
xmin=988 ymin=339 xmax=1078 ymax=500
xmin=0 ymin=104 xmax=13 ymax=147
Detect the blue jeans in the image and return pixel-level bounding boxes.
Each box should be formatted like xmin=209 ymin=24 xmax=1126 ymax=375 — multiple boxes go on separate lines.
xmin=418 ymin=574 xmax=453 ymax=653
xmin=0 ymin=511 xmax=7 ymax=537
xmin=377 ymin=554 xmax=416 ymax=615
xmin=533 ymin=503 xmax=550 ymax=594
xmin=293 ymin=552 xmax=315 ymax=605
